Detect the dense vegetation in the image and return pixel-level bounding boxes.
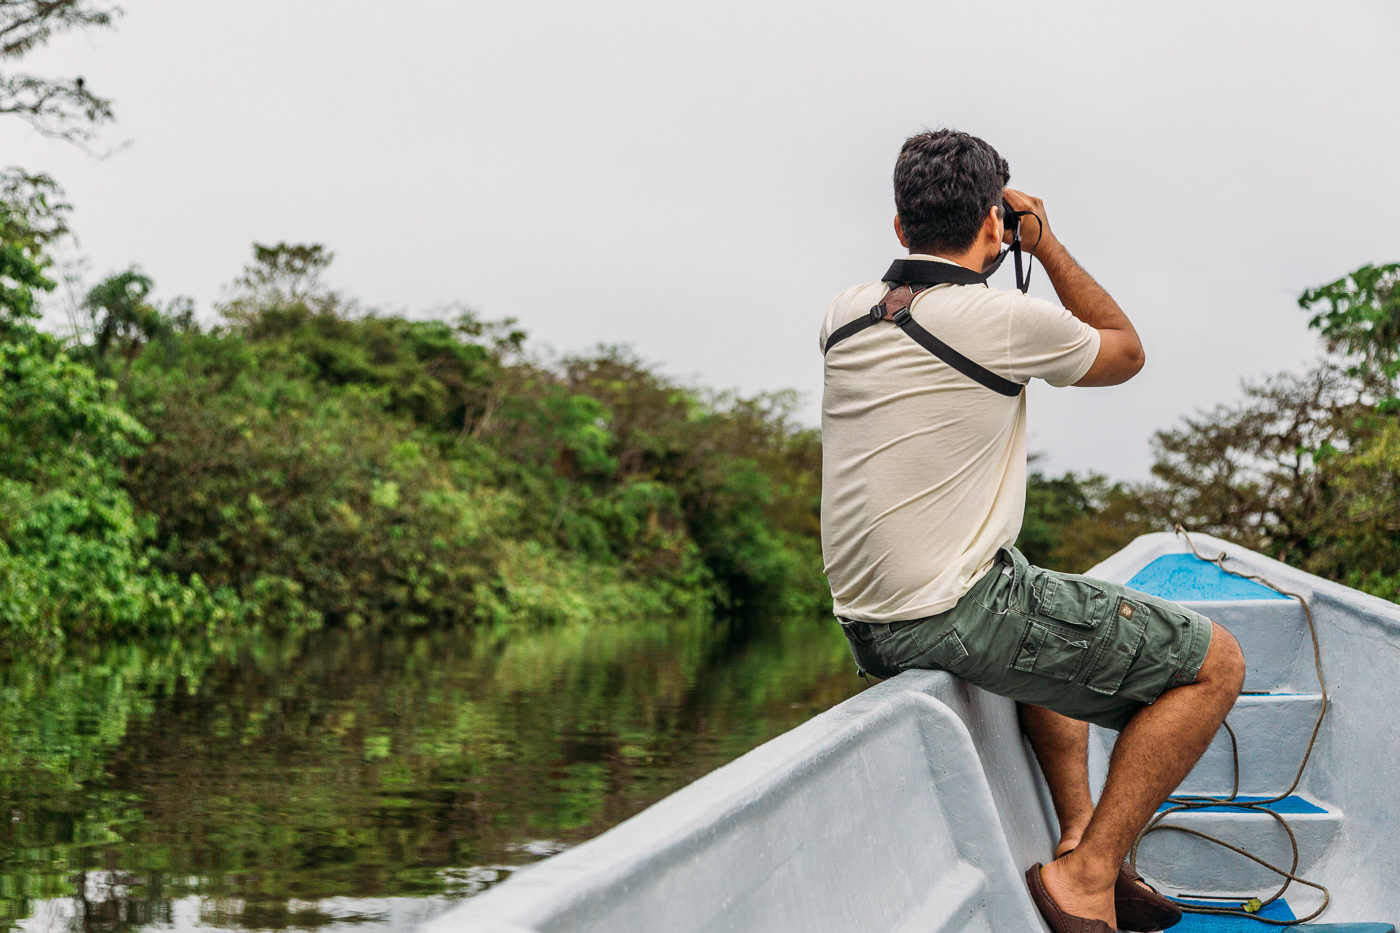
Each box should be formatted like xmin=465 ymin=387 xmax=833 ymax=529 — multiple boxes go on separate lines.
xmin=0 ymin=1 xmax=1393 ymax=649
xmin=3 ymin=199 xmax=826 ymax=645
xmin=0 ymin=7 xmax=1396 ymax=643
xmin=1016 ymin=262 xmax=1400 ymax=599
xmin=3 ymin=163 xmax=1396 ymax=646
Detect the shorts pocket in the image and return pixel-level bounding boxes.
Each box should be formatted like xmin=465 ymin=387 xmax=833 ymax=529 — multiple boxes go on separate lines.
xmin=1031 ymin=570 xmax=1113 ymax=629
xmin=851 ymin=639 xmax=903 ymax=680
xmin=972 ymin=548 xmax=1019 ymax=614
xmin=1012 ymin=619 xmax=1093 ymax=681
xmin=1083 ymin=597 xmax=1151 ymax=698
xmin=898 ymin=627 xmax=969 ymax=673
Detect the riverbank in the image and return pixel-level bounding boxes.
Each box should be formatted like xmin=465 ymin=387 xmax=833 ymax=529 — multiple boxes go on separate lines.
xmin=3 ymin=244 xmax=828 ymax=647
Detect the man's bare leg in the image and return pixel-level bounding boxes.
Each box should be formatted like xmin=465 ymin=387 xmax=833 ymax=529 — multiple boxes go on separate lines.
xmin=1020 ymin=706 xmax=1179 ymax=892
xmin=1040 ymin=622 xmax=1246 ymax=928
xmin=1019 ymin=704 xmax=1094 ymax=857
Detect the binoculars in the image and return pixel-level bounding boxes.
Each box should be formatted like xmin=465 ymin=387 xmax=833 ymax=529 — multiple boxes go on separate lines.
xmin=1001 ymin=200 xmax=1029 ymax=232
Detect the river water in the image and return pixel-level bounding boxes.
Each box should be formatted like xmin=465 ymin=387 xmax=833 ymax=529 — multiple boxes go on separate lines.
xmin=0 ymin=613 xmax=864 ymax=932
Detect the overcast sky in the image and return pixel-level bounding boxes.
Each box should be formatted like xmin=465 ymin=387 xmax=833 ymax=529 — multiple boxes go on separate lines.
xmin=8 ymin=0 xmax=1399 ymax=479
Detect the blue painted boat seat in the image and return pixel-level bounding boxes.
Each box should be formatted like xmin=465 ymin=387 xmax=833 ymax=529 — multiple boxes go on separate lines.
xmin=1127 ymin=554 xmax=1290 ymax=601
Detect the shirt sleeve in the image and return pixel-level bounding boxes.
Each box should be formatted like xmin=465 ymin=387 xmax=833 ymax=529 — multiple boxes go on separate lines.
xmin=819 ymin=287 xmax=861 ymax=355
xmin=1003 ymin=292 xmax=1101 ymax=387
xmin=818 ymin=295 xmax=836 ymax=353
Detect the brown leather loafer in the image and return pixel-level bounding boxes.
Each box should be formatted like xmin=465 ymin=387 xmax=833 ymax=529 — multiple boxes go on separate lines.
xmin=1115 ymin=861 xmax=1182 ymax=932
xmin=1026 ymin=862 xmax=1119 ymax=933
xmin=1057 ymin=848 xmax=1182 ymax=932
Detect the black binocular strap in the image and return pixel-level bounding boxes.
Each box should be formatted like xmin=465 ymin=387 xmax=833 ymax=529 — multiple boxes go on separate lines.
xmin=823 ymin=261 xmax=1023 ymax=398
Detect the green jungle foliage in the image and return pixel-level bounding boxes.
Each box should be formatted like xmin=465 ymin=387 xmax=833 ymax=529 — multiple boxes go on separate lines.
xmin=0 ymin=231 xmax=826 ymax=646
xmin=1023 ymin=262 xmax=1400 ymax=597
xmin=1 ymin=159 xmax=1395 ymax=643
xmin=0 ymin=176 xmax=231 ymax=645
xmin=1144 ymin=263 xmax=1400 ymax=598
xmin=1017 ymin=468 xmax=1153 ymax=573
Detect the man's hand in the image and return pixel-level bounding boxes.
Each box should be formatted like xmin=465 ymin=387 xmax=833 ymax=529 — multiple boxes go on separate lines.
xmin=1000 ymin=189 xmax=1145 ymax=386
xmin=1002 ymin=188 xmax=1057 ymax=257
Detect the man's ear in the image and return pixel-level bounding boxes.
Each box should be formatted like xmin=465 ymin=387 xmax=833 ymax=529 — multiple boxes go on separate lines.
xmin=894 ymin=214 xmax=910 ymax=248
xmin=984 ymin=203 xmax=1003 ymax=243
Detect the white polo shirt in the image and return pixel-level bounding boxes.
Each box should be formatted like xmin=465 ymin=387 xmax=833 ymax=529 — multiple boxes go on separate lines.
xmin=819 ymin=255 xmax=1100 ymax=623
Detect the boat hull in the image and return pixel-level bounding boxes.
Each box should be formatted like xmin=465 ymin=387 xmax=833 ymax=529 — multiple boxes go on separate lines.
xmin=429 ymin=533 xmax=1400 ymax=932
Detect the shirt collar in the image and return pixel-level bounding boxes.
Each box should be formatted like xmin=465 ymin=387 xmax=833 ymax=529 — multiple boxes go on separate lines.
xmin=903 ymin=253 xmax=968 ymax=267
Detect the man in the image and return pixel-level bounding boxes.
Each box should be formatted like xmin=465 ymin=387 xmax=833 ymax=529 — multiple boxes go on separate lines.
xmin=818 ymin=129 xmax=1246 ymax=933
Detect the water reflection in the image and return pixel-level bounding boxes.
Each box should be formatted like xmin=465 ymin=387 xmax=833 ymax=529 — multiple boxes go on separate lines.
xmin=1 ymin=612 xmax=863 ymax=932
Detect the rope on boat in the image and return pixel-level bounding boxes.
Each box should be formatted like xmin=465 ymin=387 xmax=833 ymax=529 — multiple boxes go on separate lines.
xmin=1127 ymin=525 xmax=1332 ymax=925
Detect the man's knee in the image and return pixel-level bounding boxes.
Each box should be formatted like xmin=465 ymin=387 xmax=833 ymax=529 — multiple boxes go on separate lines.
xmin=1199 ymin=621 xmax=1246 ymax=694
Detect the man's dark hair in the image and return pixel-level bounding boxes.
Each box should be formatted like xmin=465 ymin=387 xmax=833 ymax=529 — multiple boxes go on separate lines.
xmin=893 ymin=129 xmax=1010 ymax=255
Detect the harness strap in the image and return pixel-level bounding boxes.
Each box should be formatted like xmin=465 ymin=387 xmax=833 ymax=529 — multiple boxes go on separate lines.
xmin=889 ymin=293 xmax=1024 ymax=398
xmin=822 ymin=310 xmax=879 ymax=354
xmin=822 ymin=261 xmax=1024 ymax=398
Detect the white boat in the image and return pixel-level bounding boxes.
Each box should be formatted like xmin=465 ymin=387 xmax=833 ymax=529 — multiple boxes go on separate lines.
xmin=424 ymin=532 xmax=1400 ymax=933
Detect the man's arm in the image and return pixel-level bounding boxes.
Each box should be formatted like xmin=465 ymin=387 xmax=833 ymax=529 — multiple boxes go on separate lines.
xmin=1003 ymin=189 xmax=1145 ymax=386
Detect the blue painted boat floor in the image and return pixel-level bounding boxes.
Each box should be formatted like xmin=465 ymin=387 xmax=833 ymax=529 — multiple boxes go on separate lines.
xmin=1127 ymin=554 xmax=1290 ymax=601
xmin=1172 ymin=897 xmax=1295 ymax=931
xmin=1157 ymin=795 xmax=1327 ymax=814
xmin=1171 ymin=898 xmax=1394 ymax=932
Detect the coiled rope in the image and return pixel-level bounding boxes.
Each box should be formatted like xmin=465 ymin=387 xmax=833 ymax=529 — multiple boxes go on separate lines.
xmin=1128 ymin=525 xmax=1332 ymax=924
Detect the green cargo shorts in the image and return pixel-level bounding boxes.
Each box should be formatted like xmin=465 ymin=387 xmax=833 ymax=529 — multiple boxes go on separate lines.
xmin=840 ymin=545 xmax=1213 ymax=731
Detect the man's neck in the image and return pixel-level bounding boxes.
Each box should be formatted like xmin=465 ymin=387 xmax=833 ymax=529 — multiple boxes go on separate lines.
xmin=909 ymin=244 xmax=995 ymax=274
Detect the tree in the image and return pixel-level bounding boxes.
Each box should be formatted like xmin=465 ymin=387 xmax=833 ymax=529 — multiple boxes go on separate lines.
xmin=1299 ymin=262 xmax=1400 ymax=411
xmin=0 ymin=167 xmax=58 ymax=328
xmin=0 ymin=212 xmax=52 ymax=325
xmin=0 ymin=214 xmax=222 ymax=644
xmin=1134 ymin=261 xmax=1400 ymax=597
xmin=83 ymin=267 xmax=164 ymax=367
xmin=0 ymin=168 xmax=68 ymax=249
xmin=1019 ymin=468 xmax=1155 ymax=573
xmin=0 ymin=0 xmax=121 ymax=146
xmin=1145 ymin=365 xmax=1356 ymax=562
xmin=1307 ymin=420 xmax=1400 ymax=599
xmin=219 ymin=242 xmax=337 ymax=321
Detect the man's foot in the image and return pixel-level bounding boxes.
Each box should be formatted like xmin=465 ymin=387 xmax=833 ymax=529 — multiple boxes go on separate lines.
xmin=1056 ymin=844 xmax=1161 ymax=903
xmin=1027 ymin=863 xmax=1118 ymax=933
xmin=1041 ymin=852 xmax=1118 ymax=929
